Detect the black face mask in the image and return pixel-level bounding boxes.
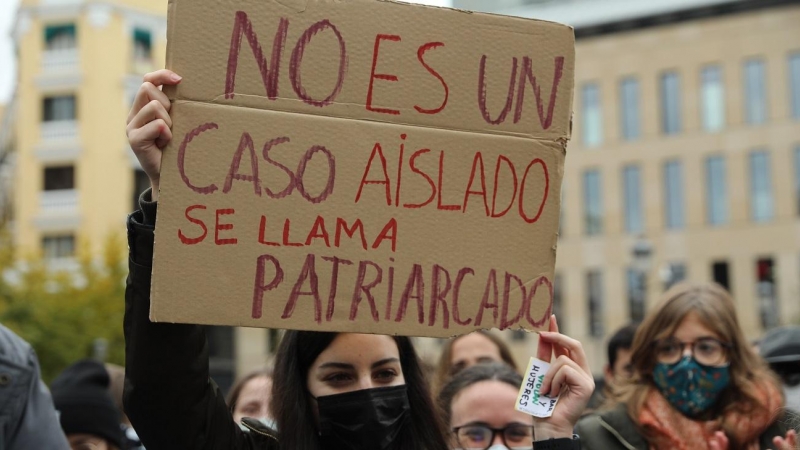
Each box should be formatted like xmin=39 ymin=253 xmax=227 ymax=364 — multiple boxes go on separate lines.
xmin=316 ymin=385 xmax=410 ymax=450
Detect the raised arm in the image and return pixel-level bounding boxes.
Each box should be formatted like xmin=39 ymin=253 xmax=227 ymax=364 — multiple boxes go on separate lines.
xmin=122 ymin=71 xmax=267 ymax=449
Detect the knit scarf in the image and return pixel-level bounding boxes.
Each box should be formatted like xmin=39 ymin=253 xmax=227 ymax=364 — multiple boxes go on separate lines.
xmin=637 ymin=380 xmax=783 ymax=450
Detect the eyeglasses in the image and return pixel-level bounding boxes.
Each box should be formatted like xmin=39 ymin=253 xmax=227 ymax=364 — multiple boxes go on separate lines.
xmin=653 ymin=337 xmax=731 ymax=367
xmin=452 ymin=424 xmax=534 ymax=450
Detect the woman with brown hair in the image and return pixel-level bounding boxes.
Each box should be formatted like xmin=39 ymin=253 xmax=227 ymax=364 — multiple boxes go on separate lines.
xmin=433 ymin=330 xmax=518 ymax=395
xmin=575 ymin=282 xmax=799 ymax=450
xmin=227 ymin=368 xmax=274 ymax=427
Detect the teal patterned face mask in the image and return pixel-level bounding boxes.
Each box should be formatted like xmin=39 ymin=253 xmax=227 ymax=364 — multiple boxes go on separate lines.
xmin=653 ymin=356 xmax=731 ymax=417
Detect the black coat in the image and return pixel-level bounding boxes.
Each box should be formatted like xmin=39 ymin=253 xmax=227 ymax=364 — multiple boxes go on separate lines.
xmin=123 ymin=206 xmax=279 ymax=450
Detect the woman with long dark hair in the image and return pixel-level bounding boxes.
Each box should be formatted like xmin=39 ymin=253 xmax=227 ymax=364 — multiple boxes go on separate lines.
xmin=123 ymin=69 xmax=581 ymax=450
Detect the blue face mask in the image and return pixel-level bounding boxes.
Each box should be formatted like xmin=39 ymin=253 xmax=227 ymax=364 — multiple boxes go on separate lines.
xmin=653 ymin=356 xmax=731 ymax=417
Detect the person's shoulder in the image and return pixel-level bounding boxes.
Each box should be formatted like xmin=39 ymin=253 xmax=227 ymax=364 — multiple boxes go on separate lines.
xmin=0 ymin=323 xmax=33 ymax=366
xmin=759 ymin=409 xmax=800 ymax=446
xmin=575 ymin=404 xmax=647 ymax=450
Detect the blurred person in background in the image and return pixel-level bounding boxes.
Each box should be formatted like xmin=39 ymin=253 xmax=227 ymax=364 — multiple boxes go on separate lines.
xmin=759 ymin=326 xmax=800 ymax=413
xmin=433 ymin=330 xmax=518 ymax=395
xmin=52 ymin=359 xmax=123 ymax=450
xmin=0 ymin=323 xmax=70 ymax=449
xmin=105 ymin=363 xmax=145 ymax=450
xmin=575 ymin=282 xmax=798 ymax=450
xmin=587 ymin=323 xmax=639 ymax=411
xmin=226 ymin=368 xmax=275 ymax=429
xmin=437 ymin=316 xmax=592 ymax=449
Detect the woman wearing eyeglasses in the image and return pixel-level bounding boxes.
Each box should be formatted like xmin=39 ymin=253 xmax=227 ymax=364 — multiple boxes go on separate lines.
xmin=575 ymin=282 xmax=799 ymax=450
xmin=438 ymin=316 xmax=594 ymax=450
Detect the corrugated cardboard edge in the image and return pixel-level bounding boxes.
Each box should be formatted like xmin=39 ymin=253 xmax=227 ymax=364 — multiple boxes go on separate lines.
xmin=150 ymin=0 xmax=177 ymax=323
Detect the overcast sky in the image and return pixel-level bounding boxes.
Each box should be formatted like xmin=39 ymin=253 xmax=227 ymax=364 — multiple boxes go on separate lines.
xmin=0 ymin=0 xmax=451 ymax=105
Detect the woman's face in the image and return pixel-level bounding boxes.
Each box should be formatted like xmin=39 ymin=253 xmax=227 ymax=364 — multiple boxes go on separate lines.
xmin=449 ymin=380 xmax=534 ymax=449
xmin=450 ymin=333 xmax=503 ymax=376
xmin=307 ymin=333 xmax=405 ymax=398
xmin=668 ymin=311 xmax=726 ymax=356
xmin=233 ymin=375 xmax=272 ymax=423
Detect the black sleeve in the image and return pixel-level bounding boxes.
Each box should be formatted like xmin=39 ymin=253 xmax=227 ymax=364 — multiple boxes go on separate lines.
xmin=123 ymin=190 xmax=260 ymax=450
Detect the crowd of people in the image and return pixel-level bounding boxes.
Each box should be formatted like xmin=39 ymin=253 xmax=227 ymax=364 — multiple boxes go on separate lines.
xmin=1 ymin=69 xmax=799 ymax=449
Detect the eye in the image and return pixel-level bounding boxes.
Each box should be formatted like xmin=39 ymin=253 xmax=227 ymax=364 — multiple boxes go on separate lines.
xmin=373 ymin=369 xmax=398 ymax=381
xmin=658 ymin=340 xmax=680 ymax=354
xmin=241 ymin=405 xmax=260 ymax=415
xmin=697 ymin=340 xmax=720 ymax=354
xmin=324 ymin=372 xmax=354 ymax=384
xmin=450 ymin=362 xmax=466 ymax=376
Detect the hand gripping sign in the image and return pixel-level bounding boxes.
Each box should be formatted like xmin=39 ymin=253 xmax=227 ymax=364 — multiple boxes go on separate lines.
xmin=151 ymin=0 xmax=575 ymax=338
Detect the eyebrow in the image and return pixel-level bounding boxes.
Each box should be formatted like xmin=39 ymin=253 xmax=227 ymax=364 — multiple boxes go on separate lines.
xmin=459 ymin=420 xmax=532 ymax=428
xmin=318 ymin=358 xmax=400 ymax=371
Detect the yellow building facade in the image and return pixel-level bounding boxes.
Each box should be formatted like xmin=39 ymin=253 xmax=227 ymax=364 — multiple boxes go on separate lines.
xmin=7 ymin=0 xmax=166 ymax=261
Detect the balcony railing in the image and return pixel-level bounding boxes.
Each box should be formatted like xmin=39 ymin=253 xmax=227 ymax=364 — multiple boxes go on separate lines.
xmin=40 ymin=120 xmax=79 ymax=142
xmin=39 ymin=189 xmax=79 ymax=215
xmin=41 ymin=48 xmax=80 ymax=74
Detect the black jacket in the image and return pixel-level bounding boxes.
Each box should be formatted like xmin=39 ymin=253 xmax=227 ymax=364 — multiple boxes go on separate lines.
xmin=575 ymin=403 xmax=799 ymax=450
xmin=122 ymin=192 xmax=581 ymax=449
xmin=123 ymin=202 xmax=278 ymax=450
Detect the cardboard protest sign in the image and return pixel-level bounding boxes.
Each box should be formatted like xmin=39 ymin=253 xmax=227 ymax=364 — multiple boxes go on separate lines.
xmin=151 ymin=0 xmax=575 ymax=337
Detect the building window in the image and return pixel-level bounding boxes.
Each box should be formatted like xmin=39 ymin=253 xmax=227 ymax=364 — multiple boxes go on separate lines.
xmin=619 ymin=77 xmax=640 ymax=140
xmin=705 ymin=156 xmax=728 ymax=226
xmin=133 ymin=169 xmax=150 ymax=211
xmin=701 ymin=65 xmax=725 ymax=132
xmin=44 ymin=24 xmax=76 ymax=50
xmin=660 ymin=71 xmax=682 ymax=135
xmin=712 ymin=261 xmax=731 ymax=292
xmin=662 ymin=262 xmax=687 ymax=291
xmin=794 ymin=146 xmax=800 ymax=216
xmin=756 ymin=258 xmax=778 ymax=329
xmin=583 ymin=169 xmax=603 ymax=236
xmin=663 ymin=160 xmax=684 ymax=230
xmin=622 ymin=165 xmax=643 ymax=234
xmin=42 ymin=235 xmax=76 ymax=260
xmin=133 ymin=29 xmax=153 ymax=62
xmin=552 ymin=273 xmax=564 ymax=334
xmin=206 ymin=326 xmax=235 ymax=395
xmin=626 ymin=268 xmax=645 ymax=323
xmin=581 ymin=83 xmax=603 ymax=147
xmin=749 ymin=150 xmax=774 ymax=222
xmin=744 ymin=59 xmax=768 ymax=125
xmin=791 ymin=52 xmax=800 ymax=119
xmin=43 ymin=95 xmax=76 ymax=122
xmin=587 ymin=270 xmax=604 ymax=338
xmin=43 ymin=166 xmax=75 ymax=191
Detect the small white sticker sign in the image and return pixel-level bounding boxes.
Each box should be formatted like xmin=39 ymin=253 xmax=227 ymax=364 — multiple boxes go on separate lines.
xmin=515 ymin=357 xmax=560 ymax=418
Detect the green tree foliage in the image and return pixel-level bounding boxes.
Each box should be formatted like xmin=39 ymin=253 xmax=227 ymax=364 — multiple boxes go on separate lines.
xmin=0 ymin=230 xmax=127 ymax=382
